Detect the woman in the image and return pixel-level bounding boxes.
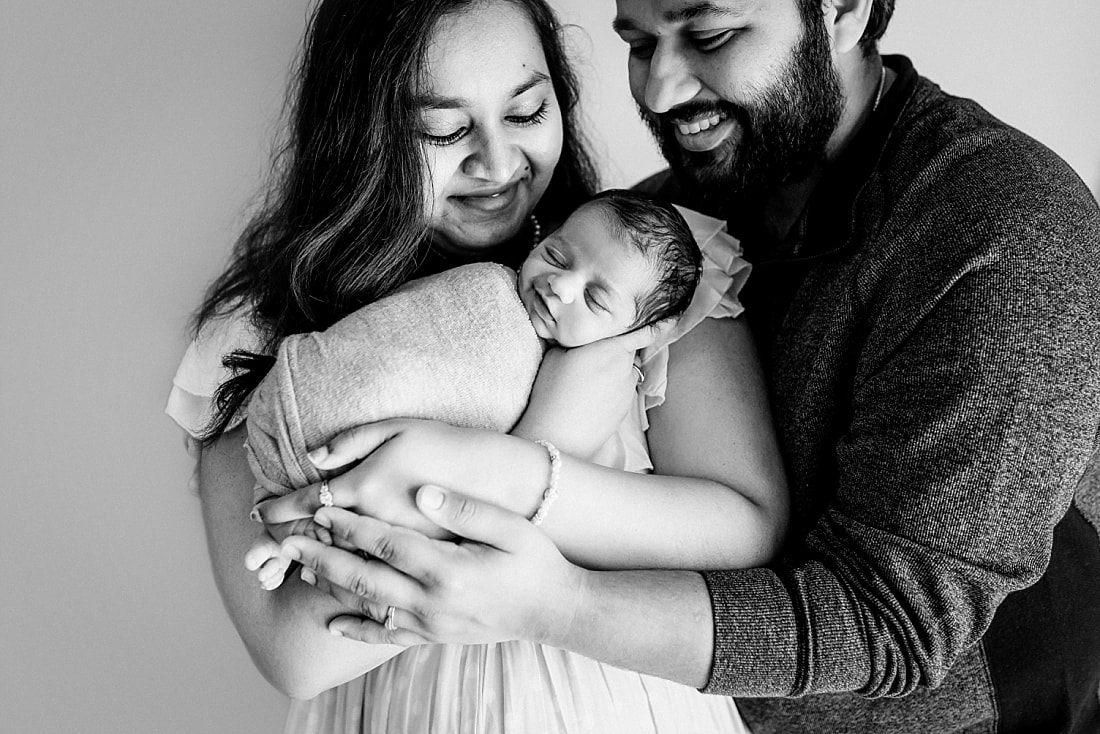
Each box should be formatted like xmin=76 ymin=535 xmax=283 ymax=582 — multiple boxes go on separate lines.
xmin=168 ymin=0 xmax=784 ymax=731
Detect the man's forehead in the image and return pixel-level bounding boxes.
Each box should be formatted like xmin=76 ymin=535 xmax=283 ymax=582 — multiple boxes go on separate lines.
xmin=613 ymin=0 xmax=757 ymax=30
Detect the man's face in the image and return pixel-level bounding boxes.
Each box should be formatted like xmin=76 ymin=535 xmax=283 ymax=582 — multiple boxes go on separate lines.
xmin=613 ymin=0 xmax=844 ymax=204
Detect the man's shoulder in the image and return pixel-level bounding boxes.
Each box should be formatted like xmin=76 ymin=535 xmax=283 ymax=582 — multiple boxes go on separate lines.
xmin=632 ymin=169 xmax=680 ymax=199
xmin=891 ymin=75 xmax=1088 ymax=206
xmin=874 ymin=74 xmax=1098 ymax=259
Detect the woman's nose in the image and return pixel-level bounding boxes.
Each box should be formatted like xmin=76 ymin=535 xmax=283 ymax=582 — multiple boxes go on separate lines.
xmin=643 ymin=43 xmax=700 ymax=114
xmin=462 ymin=129 xmax=520 ymax=183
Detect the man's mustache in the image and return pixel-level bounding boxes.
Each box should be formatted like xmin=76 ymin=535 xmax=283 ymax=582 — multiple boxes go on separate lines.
xmin=639 ymin=100 xmax=743 ymax=128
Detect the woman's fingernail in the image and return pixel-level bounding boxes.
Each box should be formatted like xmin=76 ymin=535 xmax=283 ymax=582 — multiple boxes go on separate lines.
xmin=281 ymin=543 xmax=302 ymax=561
xmin=314 ymin=512 xmax=332 ymax=529
xmin=300 ymin=568 xmax=316 ymax=585
xmin=249 ymin=508 xmax=262 ymax=523
xmin=419 ymin=485 xmax=445 ymax=511
xmin=329 ymin=626 xmax=344 ymax=638
xmin=307 ymin=446 xmax=329 ymax=464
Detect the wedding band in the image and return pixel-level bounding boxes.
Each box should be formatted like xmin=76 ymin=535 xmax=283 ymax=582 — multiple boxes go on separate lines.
xmin=632 ymin=364 xmax=644 ymax=383
xmin=318 ymin=479 xmax=334 ymax=508
xmin=384 ymin=605 xmax=398 ymax=632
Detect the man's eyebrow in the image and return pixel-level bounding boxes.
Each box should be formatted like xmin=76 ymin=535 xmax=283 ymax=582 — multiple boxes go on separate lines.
xmin=417 ymin=70 xmax=551 ymax=110
xmin=613 ymin=2 xmax=746 ymax=33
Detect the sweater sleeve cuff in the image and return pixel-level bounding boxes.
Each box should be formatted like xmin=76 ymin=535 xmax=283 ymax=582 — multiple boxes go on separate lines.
xmin=701 ymin=568 xmax=800 ymax=696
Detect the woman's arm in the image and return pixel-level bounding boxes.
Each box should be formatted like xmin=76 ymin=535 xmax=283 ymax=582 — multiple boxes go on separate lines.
xmin=259 ymin=316 xmax=788 ymax=570
xmin=510 ymin=342 xmax=637 ymax=459
xmin=511 ymin=321 xmax=669 ymax=459
xmin=279 ymin=492 xmax=719 ymax=687
xmin=197 ymin=425 xmax=405 ymax=699
xmin=537 ymin=315 xmax=788 ymax=569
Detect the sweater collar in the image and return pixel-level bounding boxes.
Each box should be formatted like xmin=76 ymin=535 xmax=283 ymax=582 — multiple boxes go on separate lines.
xmin=739 ymin=54 xmax=920 ymax=265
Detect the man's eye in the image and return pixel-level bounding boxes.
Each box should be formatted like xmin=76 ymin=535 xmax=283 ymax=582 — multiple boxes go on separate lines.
xmin=422 ymin=127 xmax=467 ymax=146
xmin=691 ymin=30 xmax=734 ymax=52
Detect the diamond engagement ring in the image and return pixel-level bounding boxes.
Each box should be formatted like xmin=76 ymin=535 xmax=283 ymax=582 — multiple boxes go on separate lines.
xmin=318 ymin=479 xmax=334 ymax=508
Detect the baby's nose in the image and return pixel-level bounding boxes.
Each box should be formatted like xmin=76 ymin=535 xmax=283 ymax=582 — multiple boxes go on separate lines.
xmin=548 ymin=273 xmax=576 ymax=304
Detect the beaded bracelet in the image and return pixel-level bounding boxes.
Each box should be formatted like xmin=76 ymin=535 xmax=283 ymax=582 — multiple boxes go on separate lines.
xmin=529 ymin=439 xmax=561 ymax=526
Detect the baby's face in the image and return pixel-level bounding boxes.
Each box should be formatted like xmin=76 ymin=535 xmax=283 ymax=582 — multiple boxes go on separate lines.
xmin=518 ymin=204 xmax=654 ymax=347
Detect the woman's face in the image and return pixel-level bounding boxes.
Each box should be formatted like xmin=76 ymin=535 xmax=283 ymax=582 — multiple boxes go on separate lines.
xmin=420 ymin=0 xmax=564 ymax=254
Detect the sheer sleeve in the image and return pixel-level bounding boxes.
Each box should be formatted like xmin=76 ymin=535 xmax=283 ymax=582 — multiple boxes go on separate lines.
xmin=637 ymin=206 xmax=750 ymax=412
xmin=165 ymin=309 xmax=263 ymax=440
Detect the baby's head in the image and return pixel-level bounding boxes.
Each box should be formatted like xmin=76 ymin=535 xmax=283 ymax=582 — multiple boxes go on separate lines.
xmin=519 ymin=189 xmax=701 ymax=347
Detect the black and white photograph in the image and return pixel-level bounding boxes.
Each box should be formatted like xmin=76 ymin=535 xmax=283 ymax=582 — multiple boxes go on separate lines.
xmin=2 ymin=1 xmax=1098 ymax=732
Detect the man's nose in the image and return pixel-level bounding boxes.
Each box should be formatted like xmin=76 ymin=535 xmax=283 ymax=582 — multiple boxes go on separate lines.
xmin=643 ymin=43 xmax=700 ymax=114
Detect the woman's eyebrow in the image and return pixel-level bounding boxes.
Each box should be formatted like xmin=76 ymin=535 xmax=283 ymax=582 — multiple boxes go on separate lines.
xmin=417 ymin=71 xmax=551 ymax=111
xmin=509 ymin=71 xmax=551 ymax=100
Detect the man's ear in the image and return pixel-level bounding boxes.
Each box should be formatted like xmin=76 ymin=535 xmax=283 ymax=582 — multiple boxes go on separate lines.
xmin=821 ymin=0 xmax=874 ymax=55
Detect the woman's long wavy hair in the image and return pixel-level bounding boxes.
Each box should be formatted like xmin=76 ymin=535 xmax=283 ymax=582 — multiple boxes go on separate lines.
xmin=193 ymin=0 xmax=598 ymax=442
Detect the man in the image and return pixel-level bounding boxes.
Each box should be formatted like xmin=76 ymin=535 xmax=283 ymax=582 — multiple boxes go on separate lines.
xmin=622 ymin=0 xmax=1100 ymax=729
xmin=280 ymin=1 xmax=1100 ymax=730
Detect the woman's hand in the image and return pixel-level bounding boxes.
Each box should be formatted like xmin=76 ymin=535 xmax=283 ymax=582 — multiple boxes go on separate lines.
xmin=252 ymin=420 xmax=546 ymax=533
xmin=279 ymin=486 xmax=586 ymax=647
xmin=513 ymin=319 xmax=675 ymax=458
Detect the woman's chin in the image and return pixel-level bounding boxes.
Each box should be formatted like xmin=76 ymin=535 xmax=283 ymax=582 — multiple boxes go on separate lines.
xmin=433 ymin=215 xmax=530 ymax=255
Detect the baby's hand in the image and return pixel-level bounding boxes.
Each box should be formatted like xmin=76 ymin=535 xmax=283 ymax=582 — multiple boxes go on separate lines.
xmin=245 ymin=518 xmax=332 ymax=591
xmin=245 ymin=531 xmax=292 ymax=590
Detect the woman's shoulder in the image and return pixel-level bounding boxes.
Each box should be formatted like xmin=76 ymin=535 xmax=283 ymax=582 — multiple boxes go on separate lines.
xmin=165 ymin=306 xmax=263 ymax=438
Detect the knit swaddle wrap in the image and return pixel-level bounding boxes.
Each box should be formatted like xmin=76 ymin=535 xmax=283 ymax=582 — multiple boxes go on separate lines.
xmin=245 ymin=263 xmax=544 ymax=500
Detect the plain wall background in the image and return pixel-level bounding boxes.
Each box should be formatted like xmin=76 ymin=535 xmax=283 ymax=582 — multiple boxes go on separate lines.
xmin=1 ymin=2 xmax=1096 ymax=732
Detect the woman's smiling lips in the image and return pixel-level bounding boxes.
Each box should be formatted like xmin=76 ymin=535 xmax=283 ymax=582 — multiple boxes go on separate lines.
xmin=453 ymin=181 xmax=522 ymax=213
xmin=673 ymin=113 xmax=735 ymax=153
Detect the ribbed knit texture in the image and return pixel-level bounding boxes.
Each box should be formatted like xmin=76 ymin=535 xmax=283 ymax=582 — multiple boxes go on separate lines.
xmin=245 ymin=263 xmax=544 ymax=498
xmin=644 ymin=56 xmax=1100 ymax=732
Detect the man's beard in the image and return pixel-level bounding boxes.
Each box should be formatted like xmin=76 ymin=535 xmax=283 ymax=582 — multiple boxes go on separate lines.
xmin=640 ymin=14 xmax=844 ymax=210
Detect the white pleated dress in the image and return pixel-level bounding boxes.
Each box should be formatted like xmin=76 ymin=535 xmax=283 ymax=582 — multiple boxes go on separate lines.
xmin=167 ymin=208 xmax=753 ymax=734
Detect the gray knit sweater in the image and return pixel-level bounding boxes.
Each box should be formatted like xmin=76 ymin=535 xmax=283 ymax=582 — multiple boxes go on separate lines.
xmin=642 ymin=56 xmax=1100 ymax=733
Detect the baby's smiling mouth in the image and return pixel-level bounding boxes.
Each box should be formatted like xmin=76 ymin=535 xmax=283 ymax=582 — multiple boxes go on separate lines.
xmin=531 ymin=287 xmax=556 ymax=323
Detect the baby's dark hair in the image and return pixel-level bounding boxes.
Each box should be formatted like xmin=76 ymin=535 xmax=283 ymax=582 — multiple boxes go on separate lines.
xmin=584 ymin=189 xmax=701 ymax=329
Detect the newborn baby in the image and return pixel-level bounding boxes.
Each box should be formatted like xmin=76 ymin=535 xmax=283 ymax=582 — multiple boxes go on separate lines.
xmin=244 ymin=189 xmax=702 ymax=507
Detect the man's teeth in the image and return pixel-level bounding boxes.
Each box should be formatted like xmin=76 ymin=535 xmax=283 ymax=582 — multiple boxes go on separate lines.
xmin=676 ymin=114 xmax=723 ymax=135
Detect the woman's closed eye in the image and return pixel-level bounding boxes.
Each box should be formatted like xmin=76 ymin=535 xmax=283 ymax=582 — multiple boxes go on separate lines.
xmin=422 ymin=99 xmax=550 ymax=147
xmin=423 ymin=126 xmax=468 ymax=146
xmin=506 ymin=100 xmax=549 ymax=128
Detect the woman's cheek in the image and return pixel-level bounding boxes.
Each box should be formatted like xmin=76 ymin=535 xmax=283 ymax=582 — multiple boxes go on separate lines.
xmin=421 ymin=146 xmax=459 ymax=221
xmin=532 ymin=106 xmax=564 ymax=182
